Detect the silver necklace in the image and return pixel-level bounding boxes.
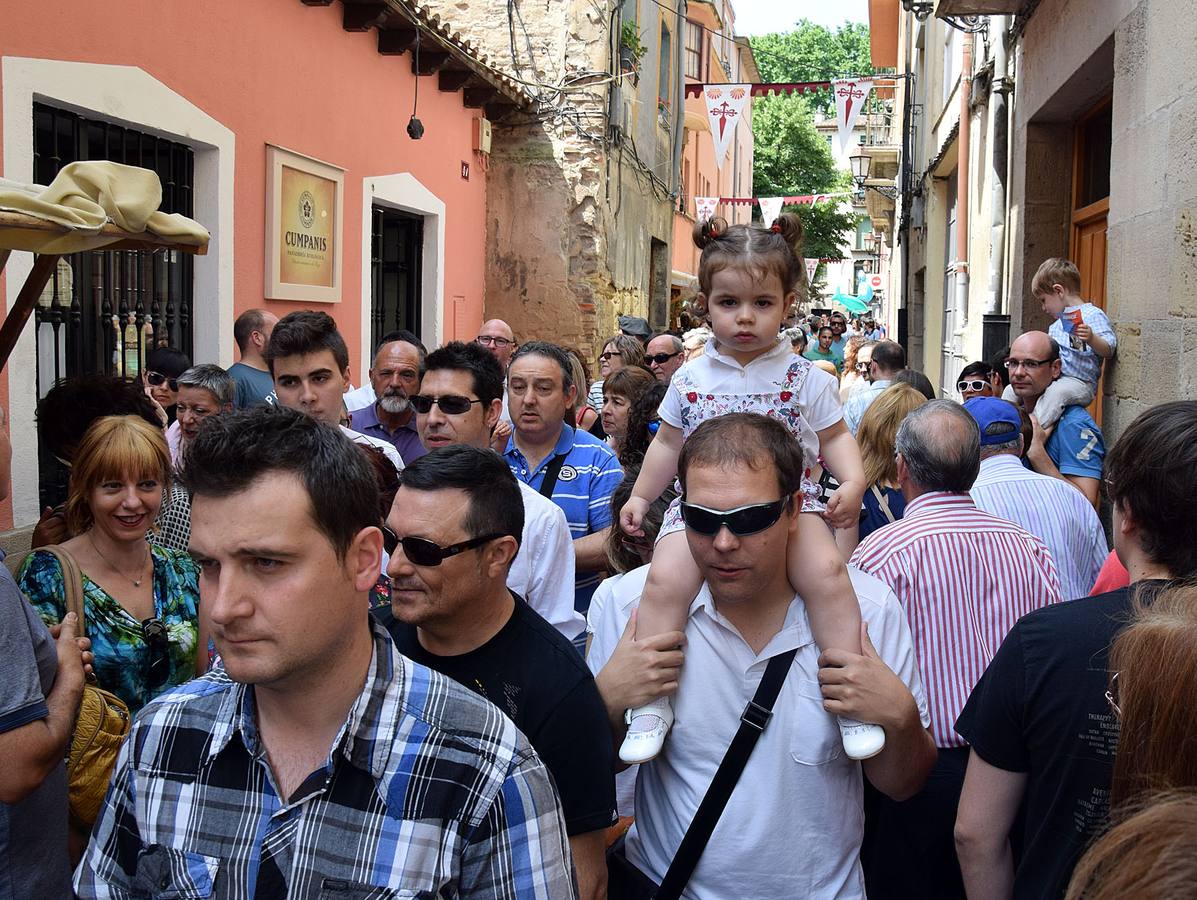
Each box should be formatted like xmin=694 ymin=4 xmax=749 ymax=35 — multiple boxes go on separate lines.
xmin=88 ymin=533 xmax=150 ymax=588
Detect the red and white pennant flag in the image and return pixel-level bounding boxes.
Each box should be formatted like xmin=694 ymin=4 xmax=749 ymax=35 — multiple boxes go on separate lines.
xmin=832 ymin=78 xmax=873 ymax=154
xmin=694 ymin=196 xmax=719 ymax=221
xmin=758 ymin=197 xmax=784 ymax=227
xmin=703 ymin=84 xmax=752 ymax=170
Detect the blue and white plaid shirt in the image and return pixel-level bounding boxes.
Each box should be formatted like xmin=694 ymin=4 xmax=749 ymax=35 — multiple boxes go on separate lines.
xmin=76 ymin=621 xmax=576 ymax=899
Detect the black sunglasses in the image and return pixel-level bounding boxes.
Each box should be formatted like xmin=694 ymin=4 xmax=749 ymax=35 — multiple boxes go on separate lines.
xmin=409 ymin=394 xmax=484 ymax=415
xmin=679 ymin=498 xmax=789 ymax=537
xmin=146 ymin=371 xmax=179 ymax=391
xmin=381 ymin=525 xmax=507 ymax=566
xmin=646 ymin=351 xmax=682 ymax=366
xmin=142 ymin=617 xmax=170 ymax=688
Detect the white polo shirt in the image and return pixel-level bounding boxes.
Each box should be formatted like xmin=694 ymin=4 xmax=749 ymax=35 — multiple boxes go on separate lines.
xmin=588 ymin=568 xmax=929 ymax=900
xmin=510 ymin=482 xmax=584 ymax=639
xmin=340 ymin=424 xmax=404 ymax=472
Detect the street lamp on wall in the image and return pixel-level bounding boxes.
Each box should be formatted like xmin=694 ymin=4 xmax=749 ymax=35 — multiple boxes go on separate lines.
xmin=849 ymin=151 xmax=899 ymax=200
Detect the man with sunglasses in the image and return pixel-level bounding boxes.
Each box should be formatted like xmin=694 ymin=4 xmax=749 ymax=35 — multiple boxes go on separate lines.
xmin=955 ymin=401 xmax=1197 ymax=900
xmin=409 ymin=340 xmax=581 ymax=639
xmin=644 ymin=333 xmax=685 ymax=384
xmin=1005 ymin=330 xmax=1105 ymax=509
xmin=843 ymin=340 xmax=905 ymax=435
xmin=375 ymin=445 xmax=616 ymax=900
xmin=77 ymin=407 xmax=574 ymax=898
xmin=591 ymin=413 xmax=933 ymax=900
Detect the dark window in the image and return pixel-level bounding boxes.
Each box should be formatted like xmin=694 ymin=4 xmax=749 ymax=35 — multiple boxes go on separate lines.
xmin=1076 ymin=103 xmax=1112 ymax=208
xmin=658 ymin=23 xmax=673 ymax=105
xmin=370 ymin=206 xmax=423 ymax=349
xmin=684 ymin=21 xmax=703 ymax=80
xmin=32 ymin=102 xmax=195 ymax=508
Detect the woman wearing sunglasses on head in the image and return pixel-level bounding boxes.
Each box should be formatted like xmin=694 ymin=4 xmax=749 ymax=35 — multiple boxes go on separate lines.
xmin=17 ymin=416 xmax=204 ymax=718
xmin=142 ymin=346 xmax=192 ymax=426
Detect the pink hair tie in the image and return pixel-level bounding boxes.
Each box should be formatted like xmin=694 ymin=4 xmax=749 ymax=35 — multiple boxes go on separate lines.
xmin=770 ymin=222 xmax=782 ymax=233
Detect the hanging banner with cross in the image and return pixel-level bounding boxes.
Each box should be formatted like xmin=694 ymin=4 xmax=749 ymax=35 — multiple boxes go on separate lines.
xmin=694 ymin=196 xmax=719 ymax=221
xmin=833 ymin=78 xmax=874 ymax=154
xmin=758 ymin=197 xmax=784 ymax=227
xmin=703 ymin=84 xmax=753 ymax=170
xmin=805 ymin=258 xmax=819 ymax=285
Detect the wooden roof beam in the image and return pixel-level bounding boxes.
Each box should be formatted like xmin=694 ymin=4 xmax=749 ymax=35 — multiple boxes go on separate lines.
xmin=377 ymin=27 xmax=418 ymax=54
xmin=412 ymin=50 xmax=451 ymax=76
xmin=437 ymin=69 xmax=474 ymax=92
xmin=342 ymin=2 xmax=389 ymax=31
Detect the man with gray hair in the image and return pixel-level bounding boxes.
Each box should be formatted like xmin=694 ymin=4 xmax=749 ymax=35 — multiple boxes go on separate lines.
xmin=644 ymin=333 xmax=685 ymax=383
xmin=964 ymin=397 xmax=1107 ymax=601
xmin=850 ymin=400 xmax=1062 ymax=900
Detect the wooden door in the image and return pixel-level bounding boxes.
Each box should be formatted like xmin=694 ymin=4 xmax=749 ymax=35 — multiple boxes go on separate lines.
xmin=1070 ymin=97 xmax=1112 ymax=426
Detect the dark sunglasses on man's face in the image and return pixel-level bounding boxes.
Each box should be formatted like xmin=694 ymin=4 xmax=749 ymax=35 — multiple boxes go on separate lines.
xmin=679 ymin=498 xmax=788 ymax=537
xmin=146 ymin=371 xmax=179 ymax=391
xmin=646 ymin=351 xmax=682 ymax=366
xmin=381 ymin=525 xmax=507 ymax=567
xmin=409 ymin=394 xmax=484 ymax=415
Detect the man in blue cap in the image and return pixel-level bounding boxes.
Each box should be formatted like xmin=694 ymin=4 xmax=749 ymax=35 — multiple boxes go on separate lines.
xmin=963 ymin=397 xmax=1107 ymax=602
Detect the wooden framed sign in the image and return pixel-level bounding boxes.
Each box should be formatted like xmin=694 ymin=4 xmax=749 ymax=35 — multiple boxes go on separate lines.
xmin=264 ymin=145 xmax=344 ymax=302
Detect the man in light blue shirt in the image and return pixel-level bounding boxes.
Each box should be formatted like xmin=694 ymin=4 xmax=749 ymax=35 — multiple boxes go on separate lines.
xmin=965 ymin=397 xmax=1107 ymax=601
xmin=843 ymin=341 xmax=905 ymax=434
xmin=503 ymin=342 xmax=623 ymax=614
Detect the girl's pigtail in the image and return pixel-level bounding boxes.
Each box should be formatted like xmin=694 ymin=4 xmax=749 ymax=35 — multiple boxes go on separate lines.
xmin=774 ymin=212 xmax=805 ymax=255
xmin=693 ymin=216 xmax=729 ymax=250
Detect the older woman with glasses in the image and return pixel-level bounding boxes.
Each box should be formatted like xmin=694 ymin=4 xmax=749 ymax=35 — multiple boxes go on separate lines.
xmin=587 ymin=333 xmax=645 ymax=414
xmin=17 ymin=415 xmax=203 ymax=716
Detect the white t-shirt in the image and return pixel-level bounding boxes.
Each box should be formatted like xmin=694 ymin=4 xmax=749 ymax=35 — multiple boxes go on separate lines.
xmin=340 ymin=424 xmax=404 ymax=472
xmin=588 ymin=568 xmax=930 ymax=900
xmin=658 ymin=338 xmax=843 ymax=476
xmin=585 ymin=565 xmax=651 ymax=817
xmin=511 ymin=482 xmax=584 ymax=639
xmin=344 ymin=383 xmax=376 ymax=413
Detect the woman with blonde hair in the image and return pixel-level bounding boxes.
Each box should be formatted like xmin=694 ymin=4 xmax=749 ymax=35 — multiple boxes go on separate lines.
xmin=1105 ymin=584 xmax=1197 ymax=809
xmin=839 ymin=336 xmax=871 ymax=401
xmin=846 ymin=383 xmax=929 ymax=552
xmin=18 ymin=415 xmax=203 ymax=716
xmin=588 ymin=333 xmax=646 ymax=413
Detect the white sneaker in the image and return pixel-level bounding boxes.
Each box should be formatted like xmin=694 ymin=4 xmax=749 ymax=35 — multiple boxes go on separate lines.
xmin=839 ymin=718 xmax=886 ymax=760
xmin=619 ymin=696 xmax=674 ymax=764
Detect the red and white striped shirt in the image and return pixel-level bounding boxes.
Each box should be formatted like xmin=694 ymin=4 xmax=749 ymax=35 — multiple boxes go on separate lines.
xmin=850 ymin=492 xmax=1062 ymax=747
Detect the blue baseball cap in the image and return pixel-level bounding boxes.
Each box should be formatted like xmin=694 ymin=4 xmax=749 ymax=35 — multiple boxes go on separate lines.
xmin=964 ymin=397 xmax=1023 ymax=446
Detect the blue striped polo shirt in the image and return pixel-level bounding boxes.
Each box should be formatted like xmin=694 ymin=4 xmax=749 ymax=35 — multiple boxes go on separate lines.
xmin=505 ymin=425 xmax=623 ymax=613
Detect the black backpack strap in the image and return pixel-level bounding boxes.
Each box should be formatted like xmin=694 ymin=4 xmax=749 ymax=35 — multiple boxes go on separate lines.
xmin=538 ymin=453 xmax=569 ymax=499
xmin=655 ymin=647 xmax=799 ymax=900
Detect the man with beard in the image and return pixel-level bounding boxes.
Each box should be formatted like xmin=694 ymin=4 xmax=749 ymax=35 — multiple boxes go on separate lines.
xmin=350 ymin=330 xmax=428 ymax=465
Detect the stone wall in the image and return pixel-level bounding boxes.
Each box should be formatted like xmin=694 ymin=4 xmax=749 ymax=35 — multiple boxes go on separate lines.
xmin=1008 ymin=0 xmax=1197 ymax=440
xmin=427 ymin=0 xmax=675 ymax=356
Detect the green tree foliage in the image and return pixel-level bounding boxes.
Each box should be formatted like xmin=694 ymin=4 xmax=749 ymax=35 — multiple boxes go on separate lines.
xmin=748 ymin=20 xmax=873 ymax=261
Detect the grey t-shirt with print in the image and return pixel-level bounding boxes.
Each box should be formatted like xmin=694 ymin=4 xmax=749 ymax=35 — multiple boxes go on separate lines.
xmin=0 ymin=555 xmax=71 ymax=899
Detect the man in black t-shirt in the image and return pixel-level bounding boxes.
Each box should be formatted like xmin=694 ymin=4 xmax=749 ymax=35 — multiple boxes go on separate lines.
xmin=954 ymin=401 xmax=1197 ymax=899
xmin=375 ymin=445 xmax=616 ymax=900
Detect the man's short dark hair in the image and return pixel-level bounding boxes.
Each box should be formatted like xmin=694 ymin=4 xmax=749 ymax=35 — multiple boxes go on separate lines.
xmin=376 ymin=329 xmax=427 ymax=375
xmin=423 ymin=341 xmax=505 ymax=405
xmin=817 ymin=326 xmax=833 ymax=338
xmin=180 ymin=406 xmax=379 ymax=563
xmin=959 ymin=361 xmax=994 ymax=382
xmin=264 ymin=311 xmax=349 ymax=375
xmin=509 ymin=341 xmax=574 ymax=394
xmin=145 ymin=346 xmax=191 ymax=379
xmin=678 ymin=413 xmax=805 ymax=502
xmin=1043 ymin=337 xmax=1062 ymax=363
xmin=36 ymin=375 xmax=161 ymax=463
xmin=871 ymin=341 xmax=906 ymax=374
xmin=894 ymin=368 xmax=937 ymax=400
xmin=990 ymin=345 xmax=1012 ymax=389
xmin=895 ymin=400 xmax=981 ymax=492
xmin=233 ymin=309 xmax=270 ymax=354
xmin=1105 ymin=401 xmax=1197 ymax=577
xmin=399 ymin=445 xmax=524 ymax=553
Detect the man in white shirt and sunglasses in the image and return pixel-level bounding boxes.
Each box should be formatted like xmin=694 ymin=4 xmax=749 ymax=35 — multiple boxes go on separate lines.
xmin=590 ymin=412 xmax=933 ymax=899
xmin=403 ymin=340 xmax=581 ymax=640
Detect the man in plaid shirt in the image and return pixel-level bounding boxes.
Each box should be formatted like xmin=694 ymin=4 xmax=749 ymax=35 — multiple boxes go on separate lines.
xmin=75 ymin=406 xmax=575 ymax=899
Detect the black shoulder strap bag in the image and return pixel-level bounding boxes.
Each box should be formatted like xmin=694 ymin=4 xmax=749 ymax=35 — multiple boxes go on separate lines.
xmin=607 ymin=647 xmax=799 ymax=900
xmin=538 ymin=453 xmax=569 ymax=499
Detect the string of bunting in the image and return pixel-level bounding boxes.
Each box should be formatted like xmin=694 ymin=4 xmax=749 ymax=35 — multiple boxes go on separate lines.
xmin=715 ymin=192 xmax=855 ymax=206
xmin=697 ymin=77 xmax=884 ymax=170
